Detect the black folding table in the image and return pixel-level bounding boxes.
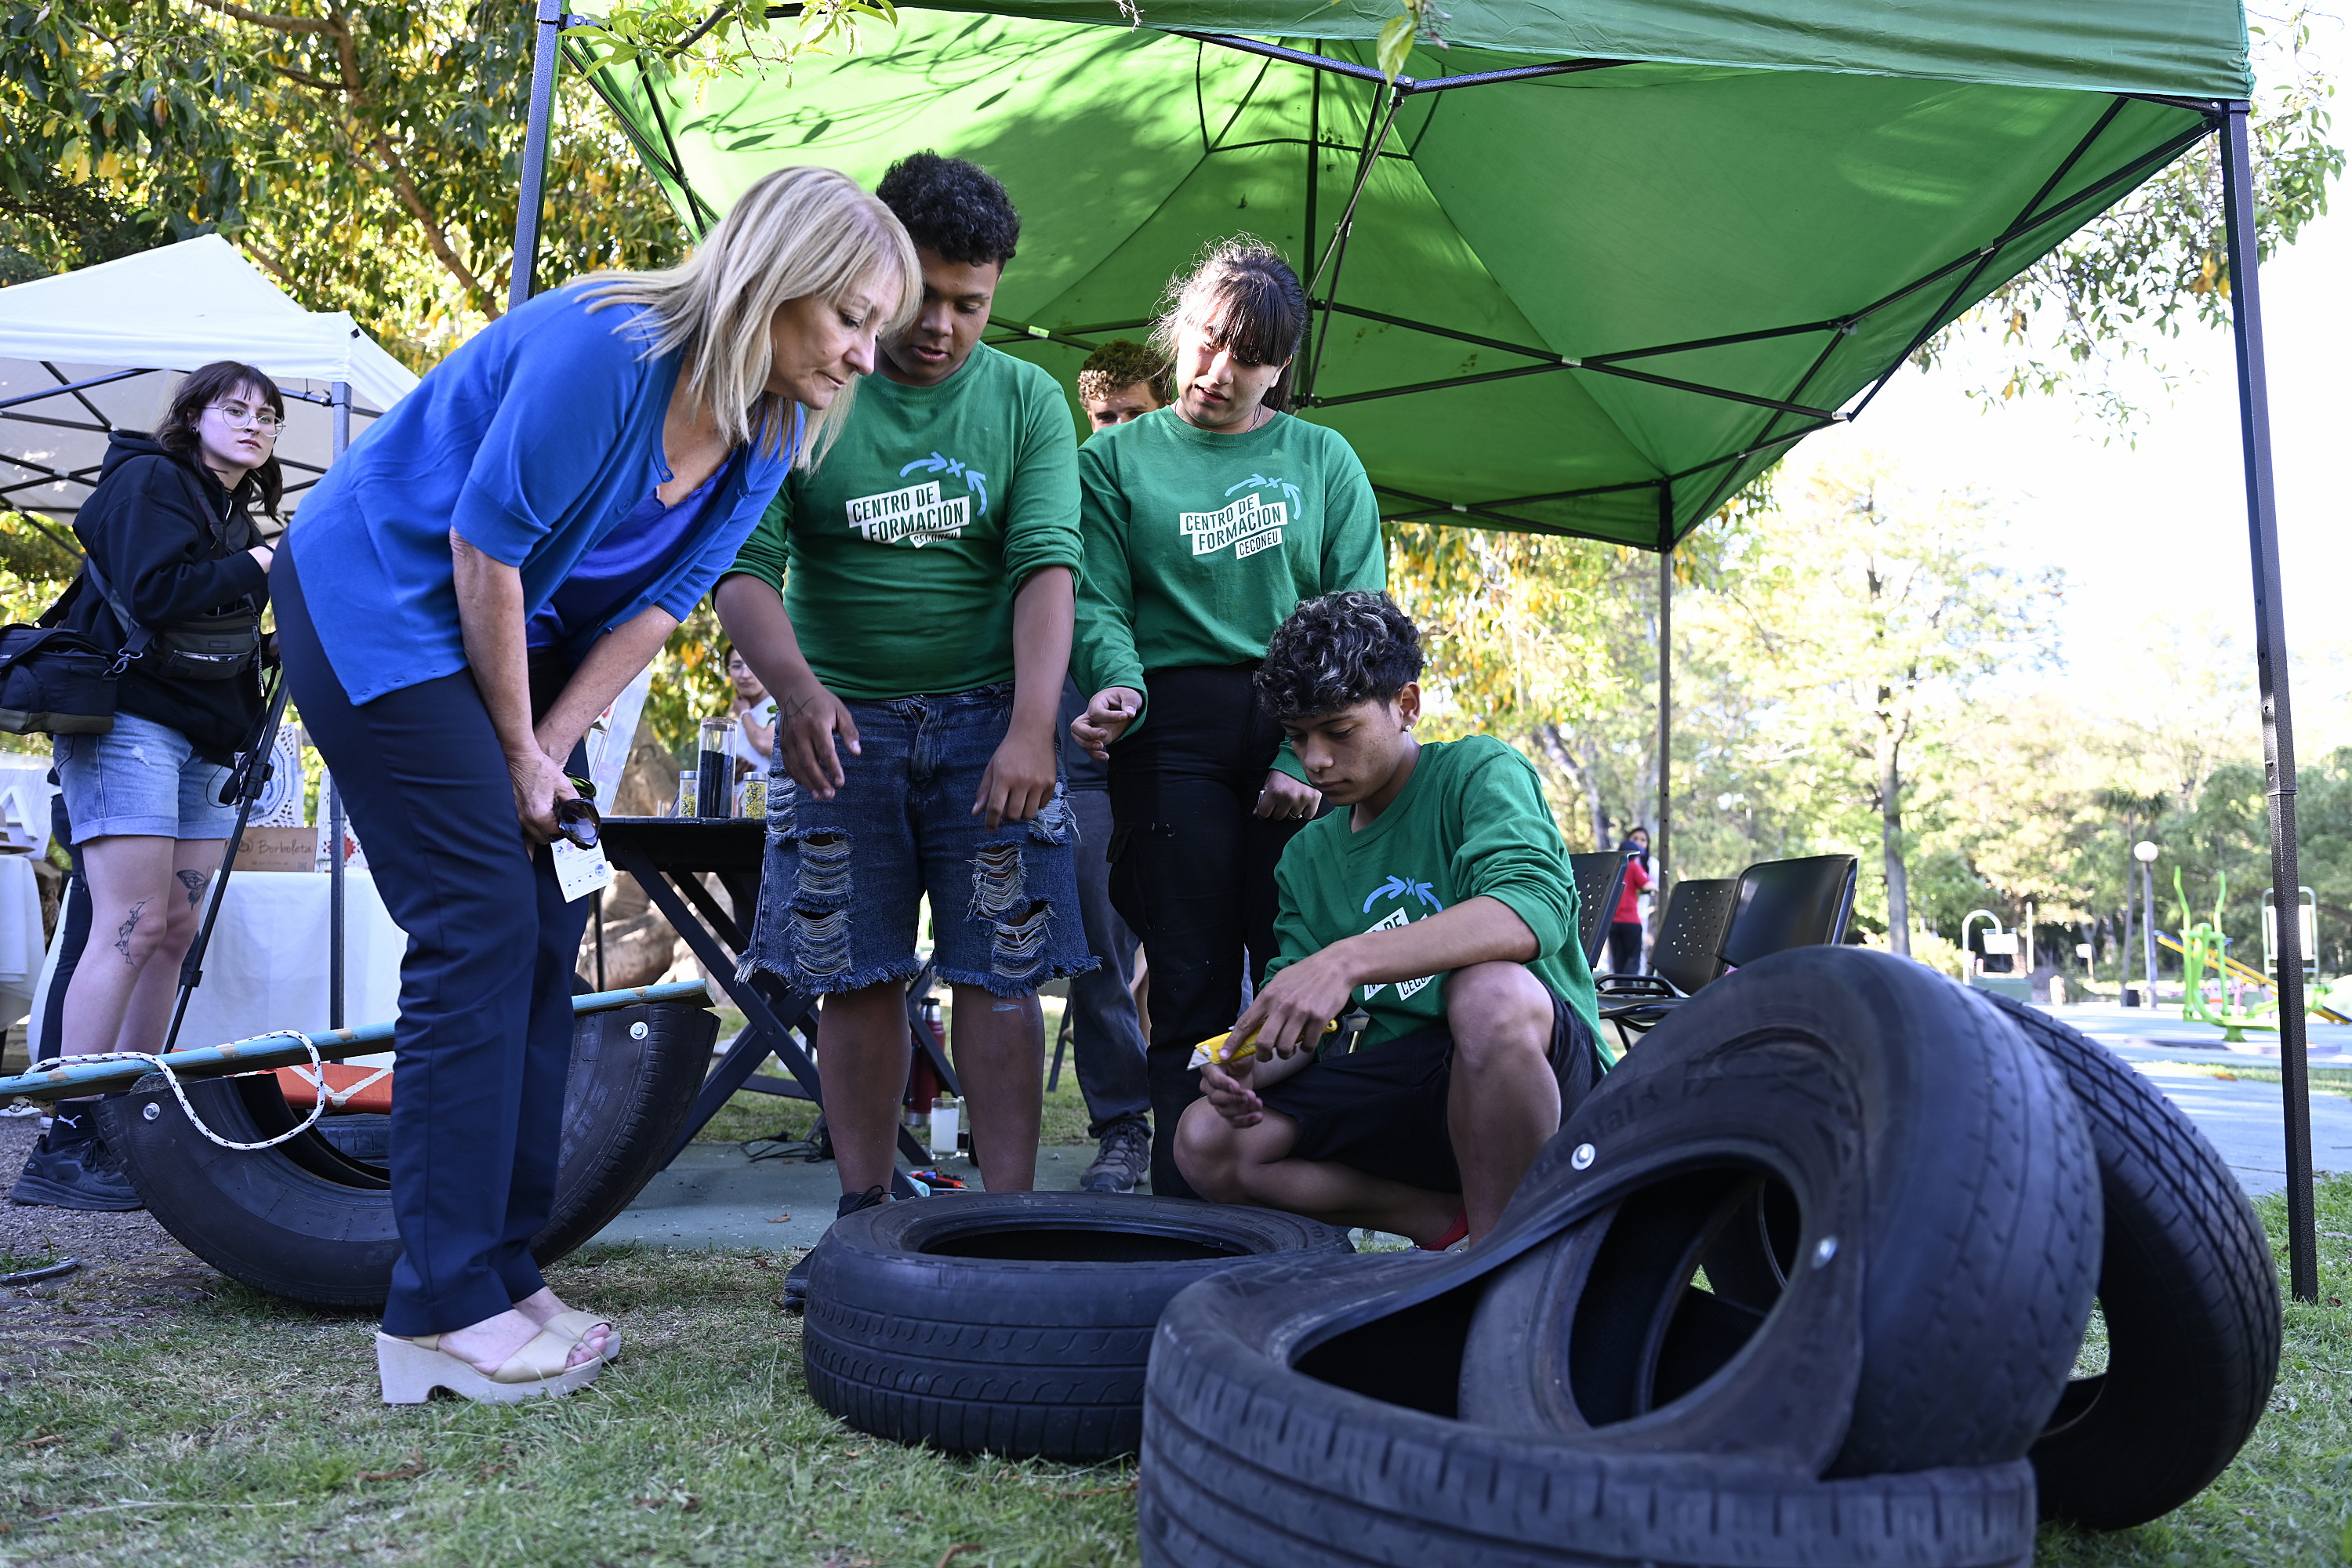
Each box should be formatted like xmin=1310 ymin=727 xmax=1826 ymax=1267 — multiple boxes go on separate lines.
xmin=597 ymin=816 xmax=957 ymax=1194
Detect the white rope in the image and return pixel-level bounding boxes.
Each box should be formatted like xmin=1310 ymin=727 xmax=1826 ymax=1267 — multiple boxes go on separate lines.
xmin=53 ymin=1029 xmax=328 ymax=1152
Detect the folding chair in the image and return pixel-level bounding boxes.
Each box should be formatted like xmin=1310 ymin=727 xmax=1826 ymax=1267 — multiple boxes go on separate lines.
xmin=1720 ymin=854 xmax=1860 ymax=970
xmin=1597 ymin=877 xmax=1737 ymax=1034
xmin=1566 ymin=851 xmax=1633 ymax=967
xmin=1599 ymin=856 xmax=1860 ymax=1038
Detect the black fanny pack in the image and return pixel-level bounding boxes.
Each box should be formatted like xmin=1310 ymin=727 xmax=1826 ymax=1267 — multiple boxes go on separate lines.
xmin=149 ymin=611 xmax=263 ymax=681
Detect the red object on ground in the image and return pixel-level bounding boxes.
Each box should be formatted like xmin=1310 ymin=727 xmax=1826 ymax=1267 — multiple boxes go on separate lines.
xmin=275 ymin=1062 xmax=394 ymax=1116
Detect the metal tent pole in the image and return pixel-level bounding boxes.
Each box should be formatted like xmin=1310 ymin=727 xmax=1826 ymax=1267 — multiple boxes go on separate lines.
xmin=327 ymin=381 xmax=351 ymax=1029
xmin=1655 ymin=490 xmax=1673 ymax=898
xmin=2221 ymin=101 xmax=2317 ymax=1301
xmin=510 ymin=0 xmax=566 ymax=309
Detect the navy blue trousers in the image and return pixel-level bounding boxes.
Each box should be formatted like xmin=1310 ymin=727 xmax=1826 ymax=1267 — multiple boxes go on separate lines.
xmin=276 ymin=546 xmax=592 ymax=1336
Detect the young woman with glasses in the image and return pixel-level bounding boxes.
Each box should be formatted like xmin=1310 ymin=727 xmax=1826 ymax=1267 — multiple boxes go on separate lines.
xmin=10 ymin=362 xmax=282 ymax=1213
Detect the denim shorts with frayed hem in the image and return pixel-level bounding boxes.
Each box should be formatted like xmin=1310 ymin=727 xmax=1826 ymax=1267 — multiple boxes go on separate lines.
xmin=53 ymin=711 xmax=238 ymax=843
xmin=747 ymin=682 xmax=1097 ymax=999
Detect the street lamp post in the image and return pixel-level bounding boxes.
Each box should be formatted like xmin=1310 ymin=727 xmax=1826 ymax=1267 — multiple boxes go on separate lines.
xmin=2134 ymin=840 xmax=2160 ymax=1007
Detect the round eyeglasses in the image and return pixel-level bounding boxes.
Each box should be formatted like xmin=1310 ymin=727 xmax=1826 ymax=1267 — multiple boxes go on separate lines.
xmin=208 ymin=402 xmax=285 ymax=435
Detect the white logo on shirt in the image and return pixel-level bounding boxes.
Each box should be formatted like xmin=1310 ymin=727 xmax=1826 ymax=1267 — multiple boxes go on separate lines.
xmin=1356 ymin=876 xmax=1446 ymax=1001
xmin=846 ymin=480 xmax=968 ymax=547
xmin=1180 ymin=492 xmax=1287 ymax=558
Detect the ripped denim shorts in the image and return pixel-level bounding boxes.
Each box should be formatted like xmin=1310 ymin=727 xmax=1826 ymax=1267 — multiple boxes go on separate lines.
xmin=748 ymin=681 xmax=1097 ymax=998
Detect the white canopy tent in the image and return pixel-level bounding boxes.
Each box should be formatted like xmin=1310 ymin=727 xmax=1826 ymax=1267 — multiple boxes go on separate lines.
xmin=0 ymin=235 xmax=417 ymax=527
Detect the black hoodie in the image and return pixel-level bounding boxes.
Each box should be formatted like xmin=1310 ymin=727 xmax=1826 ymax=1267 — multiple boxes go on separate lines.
xmin=56 ymin=432 xmax=270 ymax=762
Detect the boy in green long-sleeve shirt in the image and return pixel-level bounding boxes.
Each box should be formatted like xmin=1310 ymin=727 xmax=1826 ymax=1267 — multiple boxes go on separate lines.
xmin=1173 ymin=593 xmax=1606 ymax=1248
xmin=714 ymin=155 xmax=1094 ymax=1307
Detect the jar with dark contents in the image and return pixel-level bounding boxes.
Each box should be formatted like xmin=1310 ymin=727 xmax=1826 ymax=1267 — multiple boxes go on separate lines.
xmin=696 ymin=716 xmax=736 ymax=818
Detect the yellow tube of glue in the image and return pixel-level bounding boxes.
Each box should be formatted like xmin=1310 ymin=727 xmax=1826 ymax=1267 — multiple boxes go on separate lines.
xmin=1187 ymin=1018 xmax=1340 ymax=1070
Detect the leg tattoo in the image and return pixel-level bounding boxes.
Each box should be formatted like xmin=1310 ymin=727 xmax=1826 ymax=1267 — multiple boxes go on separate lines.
xmin=176 ymin=869 xmax=208 ymax=908
xmin=114 ymin=898 xmax=151 ymax=964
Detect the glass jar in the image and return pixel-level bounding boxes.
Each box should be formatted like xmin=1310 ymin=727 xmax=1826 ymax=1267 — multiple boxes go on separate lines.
xmin=696 ymin=717 xmax=736 ymax=818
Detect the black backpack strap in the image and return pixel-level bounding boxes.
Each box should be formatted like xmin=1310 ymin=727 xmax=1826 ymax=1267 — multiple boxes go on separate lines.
xmin=71 ymin=554 xmax=151 ymax=670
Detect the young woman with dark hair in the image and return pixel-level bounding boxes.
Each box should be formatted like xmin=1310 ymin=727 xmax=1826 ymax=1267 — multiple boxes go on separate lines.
xmin=9 ymin=361 xmax=281 ymax=1212
xmin=1608 ymin=828 xmax=1653 ymax=975
xmin=1069 ymin=238 xmax=1385 ymax=1196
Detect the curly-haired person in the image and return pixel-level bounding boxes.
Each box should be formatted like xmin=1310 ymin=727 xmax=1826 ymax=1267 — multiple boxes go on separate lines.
xmin=1172 ymin=592 xmax=1606 ymax=1248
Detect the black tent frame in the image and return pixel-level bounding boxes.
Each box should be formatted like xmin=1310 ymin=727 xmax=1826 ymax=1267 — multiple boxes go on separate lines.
xmin=510 ymin=3 xmax=2321 ymax=1301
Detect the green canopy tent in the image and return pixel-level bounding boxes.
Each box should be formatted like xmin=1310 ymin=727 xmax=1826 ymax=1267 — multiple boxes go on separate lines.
xmin=503 ymin=0 xmax=2318 ymax=1294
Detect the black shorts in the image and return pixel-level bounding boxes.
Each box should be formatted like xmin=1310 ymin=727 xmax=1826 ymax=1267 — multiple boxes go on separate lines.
xmin=1254 ymin=989 xmax=1604 ymax=1194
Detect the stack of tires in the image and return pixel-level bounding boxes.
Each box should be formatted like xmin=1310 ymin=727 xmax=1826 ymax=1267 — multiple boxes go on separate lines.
xmin=1140 ymin=947 xmax=2280 ymax=1566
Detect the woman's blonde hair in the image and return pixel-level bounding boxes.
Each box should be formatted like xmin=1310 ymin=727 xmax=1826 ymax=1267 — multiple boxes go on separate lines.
xmin=575 ymin=166 xmax=920 ymax=467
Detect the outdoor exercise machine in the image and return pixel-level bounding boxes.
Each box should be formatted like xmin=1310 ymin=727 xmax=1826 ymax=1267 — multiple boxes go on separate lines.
xmin=503 ymin=0 xmax=2328 ymax=1298
xmin=1961 ymin=909 xmax=2031 ymax=1004
xmin=2169 ymin=871 xmax=2278 ymax=1044
xmin=2157 ymin=873 xmax=2343 ymax=1039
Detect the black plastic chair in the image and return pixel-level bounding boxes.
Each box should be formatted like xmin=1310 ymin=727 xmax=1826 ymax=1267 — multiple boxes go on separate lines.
xmin=1720 ymin=854 xmax=1859 ymax=970
xmin=1566 ymin=851 xmax=1632 ymax=967
xmin=1599 ymin=855 xmax=1857 ymax=1037
xmin=1597 ymin=877 xmax=1737 ymax=1026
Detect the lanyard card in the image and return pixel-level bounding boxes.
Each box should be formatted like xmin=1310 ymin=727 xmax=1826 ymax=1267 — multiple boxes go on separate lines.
xmin=551 ymin=837 xmax=616 ymax=902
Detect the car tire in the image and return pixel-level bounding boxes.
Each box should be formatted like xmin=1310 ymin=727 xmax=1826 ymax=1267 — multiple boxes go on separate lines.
xmin=1456 ymin=947 xmax=2103 ymax=1478
xmin=1976 ymin=991 xmax=2281 ymax=1527
xmin=97 ymin=1000 xmax=716 ymax=1308
xmin=1141 ymin=1252 xmax=2039 ymax=1568
xmin=802 ymin=1191 xmax=1353 ymax=1460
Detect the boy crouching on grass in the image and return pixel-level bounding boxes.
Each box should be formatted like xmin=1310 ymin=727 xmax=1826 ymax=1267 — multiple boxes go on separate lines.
xmin=1173 ymin=592 xmax=1606 ymax=1248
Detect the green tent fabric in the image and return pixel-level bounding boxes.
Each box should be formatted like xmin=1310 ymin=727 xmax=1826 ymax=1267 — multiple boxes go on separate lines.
xmin=586 ymin=3 xmax=2249 ymax=547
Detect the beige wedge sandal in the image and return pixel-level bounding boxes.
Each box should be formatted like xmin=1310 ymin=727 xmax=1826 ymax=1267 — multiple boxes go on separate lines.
xmin=544 ymin=1309 xmax=621 ymax=1364
xmin=376 ymin=1325 xmax=602 ymax=1404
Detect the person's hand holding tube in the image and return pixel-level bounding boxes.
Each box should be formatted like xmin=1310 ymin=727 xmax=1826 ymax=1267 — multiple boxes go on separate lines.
xmin=452 ymin=528 xmax=572 ymax=846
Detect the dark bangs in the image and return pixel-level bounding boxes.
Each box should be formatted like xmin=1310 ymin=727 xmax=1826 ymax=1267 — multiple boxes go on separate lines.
xmin=1196 ymin=267 xmax=1304 ymax=368
xmin=157 ymin=360 xmax=286 ymax=518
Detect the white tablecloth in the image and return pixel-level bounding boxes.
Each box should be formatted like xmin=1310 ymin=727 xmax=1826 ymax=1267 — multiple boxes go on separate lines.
xmin=27 ymin=869 xmax=407 ymax=1058
xmin=0 ymin=855 xmax=47 ymax=1027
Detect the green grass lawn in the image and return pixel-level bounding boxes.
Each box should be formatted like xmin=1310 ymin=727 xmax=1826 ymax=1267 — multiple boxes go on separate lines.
xmin=9 ymin=1086 xmax=2352 ymax=1563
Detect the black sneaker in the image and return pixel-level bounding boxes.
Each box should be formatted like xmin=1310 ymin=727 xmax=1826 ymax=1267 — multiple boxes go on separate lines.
xmin=1081 ymin=1116 xmax=1150 ymax=1195
xmin=9 ymin=1133 xmax=143 ymax=1211
xmin=779 ymin=1184 xmax=891 ymax=1312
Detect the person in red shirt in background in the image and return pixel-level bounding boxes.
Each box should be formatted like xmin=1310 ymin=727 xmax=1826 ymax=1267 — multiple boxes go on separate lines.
xmin=1607 ymin=828 xmax=1653 ymax=975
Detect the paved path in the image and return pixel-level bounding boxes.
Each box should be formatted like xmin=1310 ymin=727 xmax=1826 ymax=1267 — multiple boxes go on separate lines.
xmin=587 ymin=1000 xmax=2352 ymax=1253
xmin=593 ymin=1142 xmax=1105 ymax=1251
xmin=2031 ymin=1003 xmax=2352 ymax=1197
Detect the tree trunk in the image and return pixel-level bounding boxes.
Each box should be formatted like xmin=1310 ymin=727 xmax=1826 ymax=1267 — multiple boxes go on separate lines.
xmin=1878 ymin=728 xmax=1911 ymax=956
xmin=1534 ymin=723 xmax=1613 ymax=850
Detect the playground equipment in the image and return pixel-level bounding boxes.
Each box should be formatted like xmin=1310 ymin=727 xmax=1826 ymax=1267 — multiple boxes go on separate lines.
xmin=1962 ymin=909 xmax=2033 ymax=1003
xmin=2164 ymin=871 xmax=2347 ymax=1040
xmin=2169 ymin=871 xmax=2274 ymax=1043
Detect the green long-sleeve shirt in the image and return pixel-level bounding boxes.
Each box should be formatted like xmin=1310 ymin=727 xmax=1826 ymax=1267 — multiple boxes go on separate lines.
xmin=724 ymin=343 xmax=1081 ymax=700
xmin=1267 ymin=736 xmax=1601 ymax=1051
xmin=1071 ymin=407 xmax=1385 ymax=724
